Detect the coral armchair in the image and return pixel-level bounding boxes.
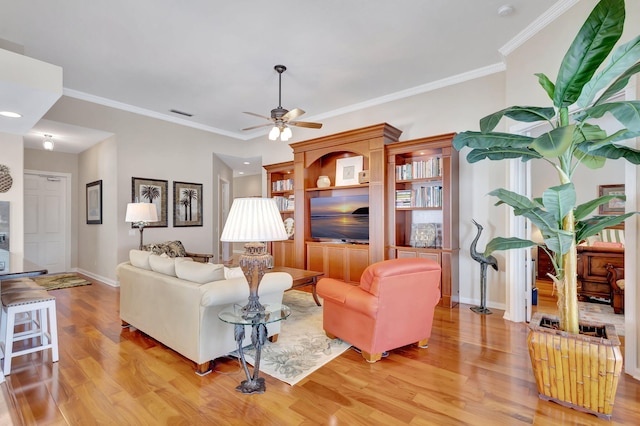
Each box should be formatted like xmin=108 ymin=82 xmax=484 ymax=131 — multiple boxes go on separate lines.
xmin=317 ymin=258 xmax=441 ymax=362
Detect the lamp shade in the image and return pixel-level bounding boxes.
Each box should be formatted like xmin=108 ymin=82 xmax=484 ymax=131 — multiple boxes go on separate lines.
xmin=125 ymin=203 xmax=158 ymax=223
xmin=220 ymin=197 xmax=288 ymax=242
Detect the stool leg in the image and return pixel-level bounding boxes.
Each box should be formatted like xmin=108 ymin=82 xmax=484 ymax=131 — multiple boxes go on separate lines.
xmin=40 ymin=307 xmax=48 ymax=346
xmin=48 ymin=302 xmax=59 ymax=362
xmin=3 ymin=306 xmax=16 ymax=375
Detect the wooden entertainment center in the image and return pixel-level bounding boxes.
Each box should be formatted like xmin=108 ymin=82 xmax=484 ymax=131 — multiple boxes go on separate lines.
xmin=265 ymin=123 xmax=459 ymax=308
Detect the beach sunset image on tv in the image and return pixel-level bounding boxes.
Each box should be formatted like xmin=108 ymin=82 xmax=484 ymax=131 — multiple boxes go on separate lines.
xmin=309 ymin=195 xmax=369 ymax=241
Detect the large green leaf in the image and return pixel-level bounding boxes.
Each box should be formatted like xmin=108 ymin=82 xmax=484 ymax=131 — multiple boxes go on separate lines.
xmin=484 ymin=237 xmax=537 ymax=257
xmin=577 ymin=35 xmax=640 ymax=108
xmin=575 ymin=212 xmax=637 ymax=242
xmin=574 ymin=195 xmax=624 ymax=221
xmin=544 ymin=231 xmax=575 ymax=255
xmin=542 ymin=184 xmax=576 ymax=223
xmin=535 ymin=73 xmax=555 ymax=101
xmin=489 ymin=188 xmax=536 ymax=210
xmin=554 ymin=0 xmax=624 ymax=107
xmin=581 ymin=101 xmax=640 ymax=132
xmin=594 ymin=60 xmax=640 ymax=105
xmin=530 ymin=125 xmax=575 ymax=157
xmin=580 ymin=142 xmax=640 ymax=164
xmin=479 ymin=106 xmax=556 ymax=132
xmin=452 ymin=131 xmax=532 ymax=150
xmin=466 ymin=147 xmax=541 ymax=163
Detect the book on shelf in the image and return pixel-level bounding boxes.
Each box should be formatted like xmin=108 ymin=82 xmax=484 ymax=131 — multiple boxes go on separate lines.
xmin=395 ymin=186 xmax=442 ymax=208
xmin=286 ymin=195 xmax=295 ymax=211
xmin=272 ymin=196 xmax=292 ymax=212
xmin=395 ymin=157 xmax=442 ymax=180
xmin=272 ymin=178 xmax=294 ymax=192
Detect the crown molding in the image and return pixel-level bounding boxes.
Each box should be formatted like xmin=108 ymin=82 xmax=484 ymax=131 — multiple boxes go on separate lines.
xmin=499 ymin=0 xmax=580 ymax=57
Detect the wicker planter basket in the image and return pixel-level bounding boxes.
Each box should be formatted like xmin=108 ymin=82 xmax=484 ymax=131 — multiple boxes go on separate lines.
xmin=527 ymin=312 xmax=623 ymax=420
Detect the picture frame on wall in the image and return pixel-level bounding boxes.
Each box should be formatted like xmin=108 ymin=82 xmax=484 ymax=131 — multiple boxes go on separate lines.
xmin=131 ymin=177 xmax=168 ymax=227
xmin=335 ymin=155 xmax=363 ymax=186
xmin=598 ymin=184 xmax=625 ymax=215
xmin=86 ymin=180 xmax=103 ymax=224
xmin=173 ymin=181 xmax=203 ymax=227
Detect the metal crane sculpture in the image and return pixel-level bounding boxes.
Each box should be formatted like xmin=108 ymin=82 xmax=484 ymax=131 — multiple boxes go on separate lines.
xmin=470 ymin=219 xmax=498 ymax=314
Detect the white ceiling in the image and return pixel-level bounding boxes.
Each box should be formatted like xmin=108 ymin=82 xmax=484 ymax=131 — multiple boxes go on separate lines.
xmin=1 ymin=0 xmax=566 ymax=173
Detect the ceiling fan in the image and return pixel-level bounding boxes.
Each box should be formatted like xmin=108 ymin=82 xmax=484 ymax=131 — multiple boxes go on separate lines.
xmin=242 ymin=65 xmax=322 ymax=141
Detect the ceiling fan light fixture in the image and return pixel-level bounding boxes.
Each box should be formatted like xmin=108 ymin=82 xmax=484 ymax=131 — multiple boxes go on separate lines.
xmin=281 ymin=126 xmax=292 ymax=141
xmin=43 ymin=134 xmax=54 ymax=151
xmin=268 ymin=126 xmax=280 ymax=141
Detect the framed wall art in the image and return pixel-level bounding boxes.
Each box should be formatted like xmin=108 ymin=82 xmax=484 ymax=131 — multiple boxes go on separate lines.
xmin=131 ymin=177 xmax=168 ymax=227
xmin=86 ymin=180 xmax=103 ymax=224
xmin=598 ymin=184 xmax=625 ymax=215
xmin=173 ymin=181 xmax=203 ymax=227
xmin=335 ymin=155 xmax=363 ymax=186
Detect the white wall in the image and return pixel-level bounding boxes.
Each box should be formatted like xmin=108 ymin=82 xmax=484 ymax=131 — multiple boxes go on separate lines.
xmin=0 ymin=133 xmax=24 ymax=254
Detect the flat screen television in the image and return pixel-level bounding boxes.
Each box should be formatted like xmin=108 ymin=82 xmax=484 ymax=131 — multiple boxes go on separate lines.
xmin=309 ymin=195 xmax=369 ymax=243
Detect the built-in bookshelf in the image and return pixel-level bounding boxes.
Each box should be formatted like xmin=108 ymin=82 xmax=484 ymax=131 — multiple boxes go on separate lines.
xmin=386 ymin=133 xmax=459 ymax=308
xmin=263 ymin=161 xmax=295 ymax=267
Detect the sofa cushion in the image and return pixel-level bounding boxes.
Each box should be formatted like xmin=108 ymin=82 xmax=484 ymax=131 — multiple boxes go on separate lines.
xmin=175 ymin=261 xmax=225 ymax=284
xmin=224 ymin=266 xmax=245 ymax=280
xmin=149 ymin=254 xmax=177 ymax=276
xmin=143 ymin=240 xmax=188 ymax=257
xmin=129 ymin=249 xmax=152 ymax=270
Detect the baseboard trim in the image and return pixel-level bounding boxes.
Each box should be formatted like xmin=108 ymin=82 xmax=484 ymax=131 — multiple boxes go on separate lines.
xmin=74 ymin=268 xmax=118 ymax=287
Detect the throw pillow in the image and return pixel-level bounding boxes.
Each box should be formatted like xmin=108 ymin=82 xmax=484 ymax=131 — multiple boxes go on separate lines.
xmin=149 ymin=254 xmax=177 ymax=276
xmin=129 ymin=249 xmax=152 ymax=270
xmin=175 ymin=261 xmax=225 ymax=284
xmin=142 ymin=240 xmax=188 ymax=257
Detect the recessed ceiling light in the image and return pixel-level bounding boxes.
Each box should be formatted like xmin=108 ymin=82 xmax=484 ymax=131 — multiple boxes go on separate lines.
xmin=238 ymin=171 xmax=245 ymax=175
xmin=498 ymin=4 xmax=515 ymax=17
xmin=243 ymin=161 xmax=250 ymax=165
xmin=0 ymin=111 xmax=22 ymax=118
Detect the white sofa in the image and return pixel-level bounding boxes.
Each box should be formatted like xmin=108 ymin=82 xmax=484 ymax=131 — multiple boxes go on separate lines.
xmin=116 ymin=250 xmax=292 ymax=375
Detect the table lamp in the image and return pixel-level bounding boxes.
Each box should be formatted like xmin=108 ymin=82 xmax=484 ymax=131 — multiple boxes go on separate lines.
xmin=220 ymin=197 xmax=288 ymax=318
xmin=125 ymin=203 xmax=159 ymax=250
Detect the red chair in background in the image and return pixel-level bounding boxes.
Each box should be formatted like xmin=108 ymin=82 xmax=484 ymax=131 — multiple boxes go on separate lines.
xmin=317 ymin=258 xmax=441 ymax=363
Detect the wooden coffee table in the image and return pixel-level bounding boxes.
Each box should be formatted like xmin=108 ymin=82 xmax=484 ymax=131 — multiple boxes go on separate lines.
xmin=271 ymin=266 xmax=324 ymax=306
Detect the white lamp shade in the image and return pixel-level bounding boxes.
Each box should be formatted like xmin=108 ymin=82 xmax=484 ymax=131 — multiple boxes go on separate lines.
xmin=125 ymin=203 xmax=158 ymax=223
xmin=220 ymin=198 xmax=288 ymax=242
xmin=268 ymin=126 xmax=280 ymax=141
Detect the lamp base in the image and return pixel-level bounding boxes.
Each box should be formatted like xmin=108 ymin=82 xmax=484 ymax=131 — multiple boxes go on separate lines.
xmin=238 ymin=242 xmax=270 ymax=319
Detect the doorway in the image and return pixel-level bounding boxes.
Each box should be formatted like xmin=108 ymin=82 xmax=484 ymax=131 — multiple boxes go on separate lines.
xmin=23 ymin=171 xmax=71 ymax=273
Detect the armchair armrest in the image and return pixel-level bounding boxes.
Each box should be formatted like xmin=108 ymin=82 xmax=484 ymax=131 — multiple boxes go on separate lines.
xmin=317 ymin=278 xmax=378 ymax=318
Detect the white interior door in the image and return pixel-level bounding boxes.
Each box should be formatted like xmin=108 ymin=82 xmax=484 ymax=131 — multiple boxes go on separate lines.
xmin=23 ymin=172 xmax=69 ymax=273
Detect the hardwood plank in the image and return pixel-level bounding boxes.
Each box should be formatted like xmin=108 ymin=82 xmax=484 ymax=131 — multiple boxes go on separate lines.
xmin=2 ymin=275 xmax=639 ymax=425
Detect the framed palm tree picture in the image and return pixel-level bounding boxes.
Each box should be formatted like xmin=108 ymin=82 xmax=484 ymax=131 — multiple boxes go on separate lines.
xmin=131 ymin=177 xmax=168 ymax=227
xmin=173 ymin=181 xmax=203 ymax=227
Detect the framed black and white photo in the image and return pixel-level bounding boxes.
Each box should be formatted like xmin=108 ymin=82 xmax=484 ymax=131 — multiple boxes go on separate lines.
xmin=173 ymin=181 xmax=203 ymax=227
xmin=86 ymin=180 xmax=102 ymax=224
xmin=335 ymin=155 xmax=363 ymax=186
xmin=131 ymin=177 xmax=168 ymax=227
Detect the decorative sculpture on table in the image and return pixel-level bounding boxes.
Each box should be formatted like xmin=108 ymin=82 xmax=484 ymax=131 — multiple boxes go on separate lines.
xmin=470 ymin=219 xmax=498 ymax=314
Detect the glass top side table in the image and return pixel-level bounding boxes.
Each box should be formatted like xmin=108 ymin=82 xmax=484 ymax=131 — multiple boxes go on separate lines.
xmin=218 ymin=303 xmax=290 ymax=394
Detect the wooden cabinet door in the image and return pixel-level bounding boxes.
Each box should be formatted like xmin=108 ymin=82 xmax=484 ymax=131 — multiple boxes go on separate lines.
xmin=347 ymin=246 xmax=369 ymax=283
xmin=326 ymin=246 xmax=346 ymax=281
xmin=307 ymin=244 xmax=325 ymax=273
xmin=272 ymin=241 xmax=294 ymax=267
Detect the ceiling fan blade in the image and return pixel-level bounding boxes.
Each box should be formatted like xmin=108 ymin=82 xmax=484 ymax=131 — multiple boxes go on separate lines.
xmin=282 ymin=108 xmax=305 ymax=121
xmin=289 ymin=121 xmax=323 ymax=129
xmin=243 ymin=111 xmax=273 ymax=121
xmin=242 ymin=123 xmax=274 ymax=131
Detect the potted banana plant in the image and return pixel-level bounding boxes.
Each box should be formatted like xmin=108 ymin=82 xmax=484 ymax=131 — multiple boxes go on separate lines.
xmin=452 ymin=0 xmax=640 ymax=419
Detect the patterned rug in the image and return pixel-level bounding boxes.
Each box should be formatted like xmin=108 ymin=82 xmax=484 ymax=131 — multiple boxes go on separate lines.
xmin=238 ymin=290 xmax=351 ymax=386
xmin=579 ymin=301 xmax=625 ymax=336
xmin=33 ymin=273 xmax=92 ymax=291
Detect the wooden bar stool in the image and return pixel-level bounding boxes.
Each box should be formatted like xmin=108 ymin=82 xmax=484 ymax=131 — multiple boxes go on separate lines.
xmin=0 ymin=290 xmax=59 ymax=375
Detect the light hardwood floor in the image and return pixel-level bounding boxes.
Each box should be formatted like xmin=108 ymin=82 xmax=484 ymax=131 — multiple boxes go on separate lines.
xmin=1 ymin=277 xmax=639 ymax=425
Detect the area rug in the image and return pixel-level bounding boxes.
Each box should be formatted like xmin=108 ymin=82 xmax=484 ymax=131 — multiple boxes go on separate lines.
xmin=33 ymin=273 xmax=91 ymax=291
xmin=237 ymin=290 xmax=351 ymax=386
xmin=579 ymin=301 xmax=625 ymax=336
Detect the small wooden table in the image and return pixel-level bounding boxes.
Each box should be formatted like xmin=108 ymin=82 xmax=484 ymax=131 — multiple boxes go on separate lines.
xmin=270 ymin=266 xmax=324 ymax=306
